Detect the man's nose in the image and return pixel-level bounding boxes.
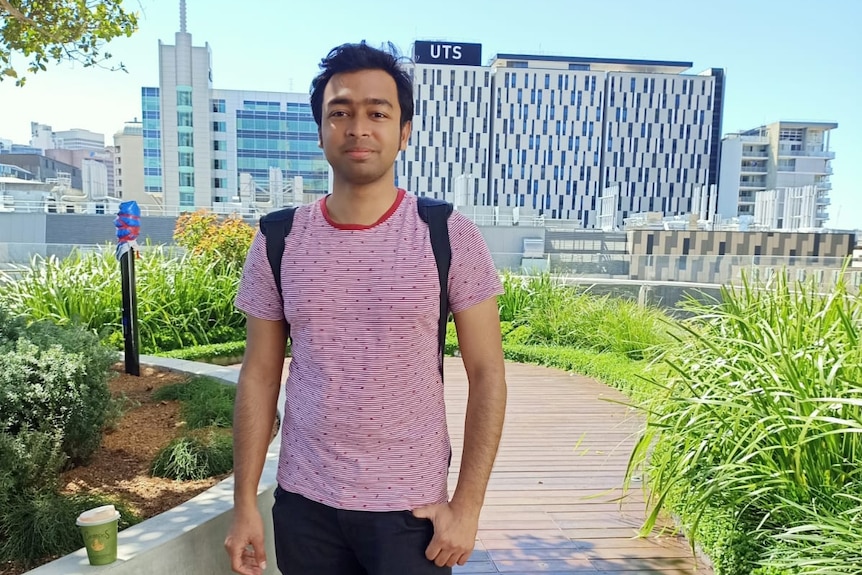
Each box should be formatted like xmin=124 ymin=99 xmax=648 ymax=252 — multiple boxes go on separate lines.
xmin=346 ymin=114 xmax=371 ymax=137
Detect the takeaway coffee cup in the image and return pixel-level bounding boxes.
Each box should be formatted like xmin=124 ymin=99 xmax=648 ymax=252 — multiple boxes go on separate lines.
xmin=76 ymin=505 xmax=121 ymax=565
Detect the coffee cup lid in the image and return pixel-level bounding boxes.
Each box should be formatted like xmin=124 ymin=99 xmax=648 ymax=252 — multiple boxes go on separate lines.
xmin=77 ymin=505 xmax=120 ymax=525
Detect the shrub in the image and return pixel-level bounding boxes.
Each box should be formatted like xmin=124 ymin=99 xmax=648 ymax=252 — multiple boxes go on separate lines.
xmin=174 ymin=209 xmax=255 ymax=271
xmin=0 ymin=431 xmax=67 ymax=509
xmin=503 ymin=325 xmax=534 ymax=346
xmin=150 ymin=430 xmax=233 ymax=481
xmin=0 ymin=246 xmax=247 ymax=353
xmin=629 ymin=272 xmax=862 ymax=573
xmin=0 ymin=303 xmax=26 ymax=346
xmin=0 ymin=491 xmax=139 ymax=566
xmin=153 ymin=377 xmax=236 ymax=429
xmin=0 ymin=335 xmax=112 ymax=465
xmin=158 ymin=341 xmax=247 ymax=362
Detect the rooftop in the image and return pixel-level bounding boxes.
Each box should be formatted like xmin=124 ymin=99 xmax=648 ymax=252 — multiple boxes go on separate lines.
xmin=491 ymin=54 xmax=693 ymax=74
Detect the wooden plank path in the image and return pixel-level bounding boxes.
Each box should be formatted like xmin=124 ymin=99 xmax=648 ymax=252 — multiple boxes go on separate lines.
xmin=443 ymin=358 xmax=712 ymax=575
xmin=254 ymin=358 xmax=712 ymax=574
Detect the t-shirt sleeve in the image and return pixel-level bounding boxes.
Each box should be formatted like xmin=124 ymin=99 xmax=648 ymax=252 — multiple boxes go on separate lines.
xmin=234 ymin=230 xmax=285 ymax=321
xmin=446 ymin=211 xmax=504 ymax=314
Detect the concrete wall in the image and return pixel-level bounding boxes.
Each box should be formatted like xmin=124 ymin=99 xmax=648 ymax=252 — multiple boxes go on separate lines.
xmin=0 ymin=212 xmax=47 ymax=243
xmin=0 ymin=213 xmax=179 ymax=245
xmin=25 ymin=357 xmax=282 ymax=575
xmin=45 ymin=214 xmax=178 ymax=245
xmin=477 ymin=225 xmax=544 ymax=270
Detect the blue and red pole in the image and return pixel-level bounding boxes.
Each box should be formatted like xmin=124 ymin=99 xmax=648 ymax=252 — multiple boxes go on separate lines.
xmin=115 ymin=201 xmax=141 ymax=376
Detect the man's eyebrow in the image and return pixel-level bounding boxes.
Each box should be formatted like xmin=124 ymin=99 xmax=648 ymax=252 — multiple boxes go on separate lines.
xmin=326 ymin=97 xmax=394 ymax=108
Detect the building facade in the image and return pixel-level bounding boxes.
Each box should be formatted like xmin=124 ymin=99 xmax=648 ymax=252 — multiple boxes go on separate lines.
xmin=30 ymin=122 xmax=105 ymax=152
xmin=399 ymin=47 xmax=725 ymax=227
xmin=717 ymin=121 xmax=836 ymax=226
xmin=143 ymin=5 xmax=326 ymax=212
xmin=112 ymin=120 xmax=160 ymax=210
xmin=0 ymin=154 xmax=82 ymax=190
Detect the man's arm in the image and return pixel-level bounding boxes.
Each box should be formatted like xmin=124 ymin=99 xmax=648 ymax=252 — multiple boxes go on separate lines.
xmin=450 ymin=295 xmax=507 ymax=514
xmin=224 ymin=316 xmax=287 ymax=575
xmin=414 ymin=295 xmax=507 ymax=567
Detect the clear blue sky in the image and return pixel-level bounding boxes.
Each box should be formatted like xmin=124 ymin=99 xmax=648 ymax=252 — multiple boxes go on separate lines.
xmin=1 ymin=0 xmax=859 ymax=228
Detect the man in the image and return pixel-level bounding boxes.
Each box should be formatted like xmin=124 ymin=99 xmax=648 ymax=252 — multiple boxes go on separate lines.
xmin=225 ymin=42 xmax=507 ymax=575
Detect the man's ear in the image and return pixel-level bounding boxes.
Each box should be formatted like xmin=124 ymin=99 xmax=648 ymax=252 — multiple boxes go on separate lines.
xmin=400 ymin=120 xmax=412 ymax=151
xmin=318 ymin=128 xmax=323 ymax=149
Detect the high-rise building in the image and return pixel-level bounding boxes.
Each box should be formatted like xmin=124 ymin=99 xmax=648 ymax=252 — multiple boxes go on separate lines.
xmin=113 ymin=120 xmax=160 ymax=210
xmin=400 ymin=43 xmax=725 ymax=227
xmin=144 ymin=1 xmax=326 ymax=212
xmin=717 ymin=121 xmax=836 ymax=227
xmin=29 ymin=122 xmax=105 ymax=151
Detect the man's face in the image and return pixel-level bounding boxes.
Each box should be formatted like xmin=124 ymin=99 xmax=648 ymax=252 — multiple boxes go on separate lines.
xmin=319 ymin=69 xmax=411 ymax=187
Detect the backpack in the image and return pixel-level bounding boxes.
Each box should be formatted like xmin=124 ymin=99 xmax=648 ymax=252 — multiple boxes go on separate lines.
xmin=258 ymin=196 xmax=454 ymax=376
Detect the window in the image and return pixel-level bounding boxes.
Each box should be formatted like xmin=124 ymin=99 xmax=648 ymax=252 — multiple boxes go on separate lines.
xmin=213 ymin=140 xmax=227 ymax=151
xmin=211 ymin=99 xmax=226 ymax=113
xmin=179 ymin=172 xmax=194 ymax=187
xmin=116 ymin=157 xmax=122 ymax=165
xmin=213 ymin=121 xmax=226 ymax=132
xmin=117 ymin=168 xmax=122 ymax=176
xmin=178 ymin=132 xmax=194 ymax=147
xmin=214 ymin=178 xmax=227 ymax=189
xmin=178 ymin=151 xmax=194 ymax=167
xmin=177 ymin=111 xmax=193 ymax=127
xmin=177 ymin=89 xmax=192 ymax=106
xmin=213 ymin=159 xmax=227 ymax=170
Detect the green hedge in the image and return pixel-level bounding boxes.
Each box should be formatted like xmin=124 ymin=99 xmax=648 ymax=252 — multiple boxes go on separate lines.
xmin=0 ymin=313 xmax=115 ymax=465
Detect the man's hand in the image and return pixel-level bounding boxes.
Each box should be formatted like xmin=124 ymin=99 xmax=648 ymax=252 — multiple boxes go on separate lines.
xmin=412 ymin=501 xmax=480 ymax=567
xmin=224 ymin=508 xmax=268 ymax=575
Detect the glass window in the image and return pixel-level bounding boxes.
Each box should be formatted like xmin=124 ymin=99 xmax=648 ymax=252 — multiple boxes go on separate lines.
xmin=178 ymin=132 xmax=194 ymax=147
xmin=213 ymin=121 xmax=226 ymax=132
xmin=213 ymin=140 xmax=226 ymax=151
xmin=179 ymin=172 xmax=194 ymax=187
xmin=177 ymin=111 xmax=193 ymax=127
xmin=177 ymin=89 xmax=192 ymax=107
xmin=178 ymin=151 xmax=194 ymax=167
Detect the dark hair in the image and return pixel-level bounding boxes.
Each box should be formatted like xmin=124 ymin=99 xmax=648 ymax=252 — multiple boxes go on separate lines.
xmin=310 ymin=42 xmax=414 ymax=129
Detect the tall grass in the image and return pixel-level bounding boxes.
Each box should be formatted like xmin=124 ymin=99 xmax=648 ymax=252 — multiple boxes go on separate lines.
xmin=500 ymin=272 xmax=672 ymax=360
xmin=0 ymin=246 xmax=246 ymax=352
xmin=628 ymin=270 xmax=862 ymax=573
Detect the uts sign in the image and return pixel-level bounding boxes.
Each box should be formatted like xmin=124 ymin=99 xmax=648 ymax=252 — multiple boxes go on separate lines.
xmin=413 ymin=41 xmax=482 ymax=66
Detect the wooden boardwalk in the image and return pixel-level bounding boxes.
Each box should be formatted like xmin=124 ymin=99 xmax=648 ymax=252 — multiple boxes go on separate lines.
xmin=261 ymin=357 xmax=711 ymax=574
xmin=443 ymin=358 xmax=711 ymax=575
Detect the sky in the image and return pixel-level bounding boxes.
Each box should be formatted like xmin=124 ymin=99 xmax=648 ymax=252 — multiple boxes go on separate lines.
xmin=0 ymin=0 xmax=859 ymax=228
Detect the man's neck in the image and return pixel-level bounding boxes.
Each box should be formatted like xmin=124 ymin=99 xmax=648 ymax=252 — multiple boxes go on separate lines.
xmin=327 ymin=179 xmax=399 ymax=226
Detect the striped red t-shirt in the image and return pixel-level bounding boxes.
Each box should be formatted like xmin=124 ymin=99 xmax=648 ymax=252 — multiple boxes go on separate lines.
xmin=235 ymin=189 xmax=503 ymax=511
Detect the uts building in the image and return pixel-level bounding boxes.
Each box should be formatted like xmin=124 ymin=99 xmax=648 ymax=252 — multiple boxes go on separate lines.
xmin=398 ymin=41 xmax=725 ymax=227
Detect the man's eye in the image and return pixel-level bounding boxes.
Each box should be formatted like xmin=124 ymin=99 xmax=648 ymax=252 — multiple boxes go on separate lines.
xmin=330 ymin=111 xmax=348 ymax=117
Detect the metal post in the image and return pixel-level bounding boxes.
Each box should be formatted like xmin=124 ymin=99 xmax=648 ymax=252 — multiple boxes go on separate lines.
xmin=115 ymin=201 xmax=141 ymax=376
xmin=119 ymin=246 xmax=140 ymax=376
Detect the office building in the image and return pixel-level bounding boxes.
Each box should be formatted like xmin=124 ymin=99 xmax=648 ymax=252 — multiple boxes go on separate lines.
xmin=30 ymin=122 xmax=105 ymax=152
xmin=717 ymin=121 xmax=836 ymax=226
xmin=0 ymin=154 xmax=82 ymax=190
xmin=400 ymin=43 xmax=725 ymax=227
xmin=113 ymin=120 xmax=160 ymax=210
xmin=143 ymin=1 xmax=326 ymax=211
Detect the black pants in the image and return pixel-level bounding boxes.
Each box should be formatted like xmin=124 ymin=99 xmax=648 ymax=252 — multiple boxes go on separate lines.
xmin=272 ymin=487 xmax=452 ymax=575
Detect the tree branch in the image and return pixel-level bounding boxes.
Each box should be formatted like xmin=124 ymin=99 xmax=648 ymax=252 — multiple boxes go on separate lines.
xmin=0 ymin=0 xmax=36 ymax=26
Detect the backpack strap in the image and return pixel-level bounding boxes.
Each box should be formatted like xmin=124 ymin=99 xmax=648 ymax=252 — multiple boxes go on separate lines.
xmin=258 ymin=198 xmax=453 ymax=371
xmin=417 ymin=196 xmax=454 ymax=378
xmin=259 ymin=207 xmax=297 ymax=298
